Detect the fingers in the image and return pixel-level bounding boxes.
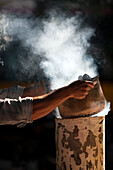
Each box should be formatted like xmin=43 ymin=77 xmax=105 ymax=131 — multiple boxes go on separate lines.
xmin=81 ymin=85 xmax=91 ymax=91
xmin=81 ymin=90 xmax=89 ymax=94
xmin=79 ymin=81 xmax=95 ymax=98
xmin=68 ymin=79 xmax=95 ymax=99
xmin=80 ymin=81 xmax=94 ymax=92
xmin=80 ymin=90 xmax=89 ymax=98
xmin=83 ymin=81 xmax=95 ymax=88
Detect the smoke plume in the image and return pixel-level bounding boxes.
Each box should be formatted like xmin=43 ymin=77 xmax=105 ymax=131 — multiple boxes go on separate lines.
xmin=37 ymin=14 xmax=97 ymax=89
xmin=0 ymin=12 xmax=110 ymax=117
xmin=0 ymin=12 xmax=97 ymax=87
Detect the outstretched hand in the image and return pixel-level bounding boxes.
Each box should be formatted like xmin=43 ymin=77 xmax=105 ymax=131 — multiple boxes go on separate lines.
xmin=67 ymin=80 xmax=95 ymax=99
xmin=31 ymin=79 xmax=95 ymax=120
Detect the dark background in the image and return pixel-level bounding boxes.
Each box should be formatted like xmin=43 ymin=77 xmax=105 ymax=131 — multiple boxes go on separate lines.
xmin=0 ymin=0 xmax=113 ymax=169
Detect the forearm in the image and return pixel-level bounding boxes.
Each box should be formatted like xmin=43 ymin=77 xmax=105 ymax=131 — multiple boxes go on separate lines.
xmin=31 ymin=86 xmax=70 ymax=120
xmin=31 ymin=80 xmax=94 ymax=121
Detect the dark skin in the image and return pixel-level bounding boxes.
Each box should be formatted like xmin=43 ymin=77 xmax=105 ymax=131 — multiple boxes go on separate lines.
xmin=22 ymin=80 xmax=94 ymax=121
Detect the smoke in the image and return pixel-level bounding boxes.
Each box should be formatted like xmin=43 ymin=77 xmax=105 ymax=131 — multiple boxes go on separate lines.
xmin=0 ymin=12 xmax=97 ymax=86
xmin=37 ymin=14 xmax=97 ymax=89
xmin=0 ymin=14 xmax=46 ymax=81
xmin=0 ymin=11 xmax=110 ymax=117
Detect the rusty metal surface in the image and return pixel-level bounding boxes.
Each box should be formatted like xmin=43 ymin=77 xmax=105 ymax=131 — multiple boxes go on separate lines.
xmin=56 ymin=117 xmax=105 ymax=170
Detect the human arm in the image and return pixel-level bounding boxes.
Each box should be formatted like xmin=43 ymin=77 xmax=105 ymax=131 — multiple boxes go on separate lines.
xmin=31 ymin=80 xmax=94 ymax=121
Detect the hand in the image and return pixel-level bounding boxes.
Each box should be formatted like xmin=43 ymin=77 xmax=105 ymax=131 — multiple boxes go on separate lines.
xmin=67 ymin=80 xmax=95 ymax=99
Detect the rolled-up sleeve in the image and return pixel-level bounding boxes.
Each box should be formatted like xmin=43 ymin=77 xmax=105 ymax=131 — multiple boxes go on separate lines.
xmin=0 ymin=97 xmax=33 ymax=127
xmin=0 ymin=85 xmax=24 ymax=99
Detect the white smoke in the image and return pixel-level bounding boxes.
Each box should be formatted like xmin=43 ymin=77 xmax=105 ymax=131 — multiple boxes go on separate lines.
xmin=0 ymin=13 xmax=97 ymax=86
xmin=0 ymin=14 xmax=46 ymax=81
xmin=0 ymin=12 xmax=110 ymax=116
xmin=37 ymin=15 xmax=97 ymax=89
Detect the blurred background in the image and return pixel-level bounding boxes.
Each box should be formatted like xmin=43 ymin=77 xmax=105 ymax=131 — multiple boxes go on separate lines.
xmin=0 ymin=0 xmax=113 ymax=169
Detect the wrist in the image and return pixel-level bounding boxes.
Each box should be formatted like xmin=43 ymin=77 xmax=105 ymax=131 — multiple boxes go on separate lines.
xmin=65 ymin=85 xmax=72 ymax=99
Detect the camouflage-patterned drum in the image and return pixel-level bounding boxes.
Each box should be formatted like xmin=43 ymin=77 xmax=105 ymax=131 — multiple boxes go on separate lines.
xmin=56 ymin=116 xmax=105 ymax=170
